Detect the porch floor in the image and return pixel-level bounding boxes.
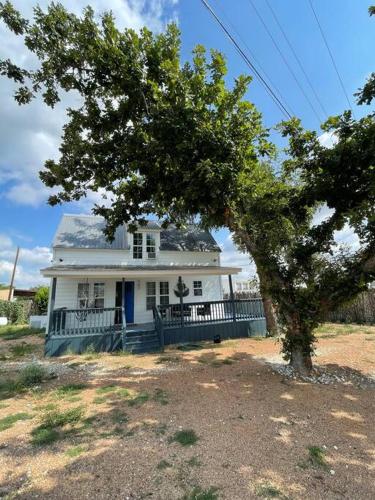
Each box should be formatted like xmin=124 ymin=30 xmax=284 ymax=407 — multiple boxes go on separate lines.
xmin=126 ymin=322 xmax=155 ymax=333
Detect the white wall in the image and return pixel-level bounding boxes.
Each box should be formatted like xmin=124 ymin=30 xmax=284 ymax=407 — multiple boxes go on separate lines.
xmin=52 ymin=275 xmax=222 ymax=325
xmin=53 ymin=248 xmax=220 ymax=267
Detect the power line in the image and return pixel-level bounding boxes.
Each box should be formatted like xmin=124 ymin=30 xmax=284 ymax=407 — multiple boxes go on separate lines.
xmin=200 ymin=0 xmax=293 ymax=119
xmin=308 ymin=0 xmax=355 ymax=115
xmin=212 ymin=0 xmax=295 ymax=116
xmin=247 ymin=0 xmax=322 ymax=124
xmin=265 ymin=0 xmax=329 ymax=120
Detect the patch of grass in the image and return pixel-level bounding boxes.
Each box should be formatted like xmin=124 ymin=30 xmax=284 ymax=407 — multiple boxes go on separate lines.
xmin=255 ymin=482 xmax=283 ymax=498
xmin=82 ymin=344 xmax=100 ymax=360
xmin=55 ymin=383 xmax=88 ymax=397
xmin=187 ymin=456 xmax=202 ymax=467
xmin=153 ymin=388 xmax=169 ymax=405
xmin=0 ymin=379 xmax=24 ymax=400
xmin=157 ymin=459 xmax=172 ymax=470
xmin=0 ymin=325 xmax=44 ymax=340
xmin=156 ymin=354 xmax=181 ymax=364
xmin=95 ymin=384 xmax=118 ymax=394
xmin=39 ymin=407 xmax=84 ymax=429
xmin=93 ymin=396 xmax=108 ymax=404
xmin=0 ymin=402 xmax=8 ymax=409
xmin=9 ymin=343 xmax=37 ymax=358
xmin=31 ymin=427 xmax=60 ymax=445
xmin=307 ymin=446 xmax=328 ymax=469
xmin=127 ymin=391 xmax=149 ymax=407
xmin=221 ymin=357 xmax=235 ymax=365
xmin=18 ymin=364 xmax=48 ymax=386
xmin=65 ymin=445 xmax=86 ymax=458
xmin=116 ymin=388 xmax=131 ymax=398
xmin=170 ymin=429 xmax=198 ymax=446
xmin=34 ymin=403 xmax=58 ymax=412
xmin=182 ymin=486 xmax=219 ymax=500
xmin=0 ymin=412 xmax=32 ymax=431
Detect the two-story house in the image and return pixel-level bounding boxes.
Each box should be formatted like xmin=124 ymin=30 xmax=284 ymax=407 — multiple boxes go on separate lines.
xmin=42 ymin=214 xmax=266 ymax=355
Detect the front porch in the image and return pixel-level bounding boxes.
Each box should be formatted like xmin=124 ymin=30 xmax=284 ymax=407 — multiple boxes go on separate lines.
xmin=45 ymin=297 xmax=267 ymax=356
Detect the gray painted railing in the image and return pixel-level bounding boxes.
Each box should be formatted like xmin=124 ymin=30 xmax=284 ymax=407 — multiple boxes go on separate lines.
xmin=49 ymin=307 xmax=123 ymax=337
xmin=157 ymin=298 xmax=264 ymax=329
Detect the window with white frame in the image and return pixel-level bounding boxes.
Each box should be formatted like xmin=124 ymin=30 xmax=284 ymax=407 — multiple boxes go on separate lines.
xmin=159 ymin=281 xmax=169 ymax=305
xmin=77 ymin=283 xmax=90 ymax=309
xmin=93 ymin=283 xmax=105 ymax=308
xmin=146 ymin=233 xmax=156 ymax=259
xmin=146 ymin=282 xmax=156 ymax=310
xmin=193 ymin=280 xmax=203 ymax=296
xmin=133 ymin=233 xmax=143 ymax=259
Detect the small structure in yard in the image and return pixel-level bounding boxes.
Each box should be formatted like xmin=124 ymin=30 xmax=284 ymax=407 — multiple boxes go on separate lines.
xmin=41 ymin=214 xmax=266 ymax=355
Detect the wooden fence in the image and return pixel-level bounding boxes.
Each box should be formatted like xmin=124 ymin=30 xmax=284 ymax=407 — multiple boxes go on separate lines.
xmin=324 ymin=290 xmax=375 ymax=325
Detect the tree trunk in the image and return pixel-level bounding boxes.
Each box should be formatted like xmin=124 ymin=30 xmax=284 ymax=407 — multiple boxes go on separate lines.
xmin=261 ymin=293 xmax=279 ymax=337
xmin=284 ymin=316 xmax=314 ymax=375
xmin=289 ymin=344 xmax=313 ymax=375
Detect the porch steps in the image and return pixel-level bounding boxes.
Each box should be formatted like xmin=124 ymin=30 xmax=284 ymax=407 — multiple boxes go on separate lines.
xmin=122 ymin=330 xmax=161 ymax=354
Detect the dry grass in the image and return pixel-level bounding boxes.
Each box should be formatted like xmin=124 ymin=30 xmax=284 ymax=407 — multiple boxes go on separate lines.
xmin=0 ymin=323 xmax=374 ymax=498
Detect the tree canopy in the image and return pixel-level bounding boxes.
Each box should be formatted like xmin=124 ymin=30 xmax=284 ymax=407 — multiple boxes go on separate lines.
xmin=1 ymin=1 xmax=374 ymax=373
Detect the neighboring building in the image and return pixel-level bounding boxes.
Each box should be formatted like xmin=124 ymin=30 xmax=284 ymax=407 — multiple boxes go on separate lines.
xmin=42 ymin=214 xmax=266 ymax=355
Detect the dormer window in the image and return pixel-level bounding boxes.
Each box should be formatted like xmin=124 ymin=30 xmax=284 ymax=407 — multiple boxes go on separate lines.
xmin=133 ymin=233 xmax=143 ymax=259
xmin=146 ymin=233 xmax=156 ymax=259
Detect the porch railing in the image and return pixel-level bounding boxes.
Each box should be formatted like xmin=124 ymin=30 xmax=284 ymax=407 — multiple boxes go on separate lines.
xmin=49 ymin=307 xmax=123 ymax=337
xmin=156 ymin=298 xmax=264 ymax=329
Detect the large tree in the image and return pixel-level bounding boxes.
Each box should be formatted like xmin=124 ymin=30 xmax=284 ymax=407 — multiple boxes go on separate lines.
xmin=1 ymin=2 xmax=374 ymax=373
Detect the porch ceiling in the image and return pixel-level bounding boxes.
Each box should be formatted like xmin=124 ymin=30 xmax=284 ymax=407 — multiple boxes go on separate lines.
xmin=41 ymin=264 xmax=241 ymax=278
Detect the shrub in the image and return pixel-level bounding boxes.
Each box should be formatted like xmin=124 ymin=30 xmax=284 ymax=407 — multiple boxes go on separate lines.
xmin=170 ymin=429 xmax=198 ymax=446
xmin=39 ymin=407 xmax=84 ymax=429
xmin=19 ymin=364 xmax=48 ymax=386
xmin=33 ymin=286 xmax=49 ymax=315
xmin=31 ymin=427 xmax=60 ymax=446
xmin=0 ymin=299 xmax=26 ymax=324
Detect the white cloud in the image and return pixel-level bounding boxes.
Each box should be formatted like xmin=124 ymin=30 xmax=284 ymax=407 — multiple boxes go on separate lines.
xmin=0 ymin=0 xmax=178 ymax=209
xmin=318 ymin=131 xmax=338 ymax=148
xmin=218 ymin=233 xmax=257 ymax=291
xmin=0 ymin=234 xmax=52 ymax=288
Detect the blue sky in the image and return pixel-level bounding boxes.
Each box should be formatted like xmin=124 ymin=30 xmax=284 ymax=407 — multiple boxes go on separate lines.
xmin=0 ymin=0 xmax=373 ymax=287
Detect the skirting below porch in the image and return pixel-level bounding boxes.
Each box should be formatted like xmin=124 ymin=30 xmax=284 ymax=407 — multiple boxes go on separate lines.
xmin=44 ymin=317 xmax=267 ymax=356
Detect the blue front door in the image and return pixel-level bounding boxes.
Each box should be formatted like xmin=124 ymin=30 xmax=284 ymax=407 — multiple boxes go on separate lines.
xmin=124 ymin=281 xmax=135 ymax=324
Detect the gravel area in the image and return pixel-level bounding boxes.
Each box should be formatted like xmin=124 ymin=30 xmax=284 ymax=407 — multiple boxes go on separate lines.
xmin=0 ymin=324 xmax=374 ymax=499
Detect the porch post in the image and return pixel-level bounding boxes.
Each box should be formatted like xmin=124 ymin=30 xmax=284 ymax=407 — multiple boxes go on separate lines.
xmin=228 ymin=274 xmax=236 ymax=322
xmin=48 ymin=277 xmax=57 ymax=336
xmin=121 ymin=278 xmax=127 ymax=335
xmin=178 ymin=276 xmax=184 ymax=329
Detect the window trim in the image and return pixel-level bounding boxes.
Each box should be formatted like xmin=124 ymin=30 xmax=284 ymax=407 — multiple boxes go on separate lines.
xmin=193 ymin=280 xmax=203 ymax=297
xmin=77 ymin=283 xmax=90 ymax=309
xmin=133 ymin=232 xmax=143 ymax=259
xmin=146 ymin=233 xmax=156 ymax=259
xmin=146 ymin=281 xmax=157 ymax=310
xmin=93 ymin=282 xmax=105 ymax=309
xmin=159 ymin=281 xmax=169 ymax=306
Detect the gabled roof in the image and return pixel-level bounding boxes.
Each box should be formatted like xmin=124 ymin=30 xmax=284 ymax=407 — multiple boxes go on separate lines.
xmin=53 ymin=215 xmax=221 ymax=252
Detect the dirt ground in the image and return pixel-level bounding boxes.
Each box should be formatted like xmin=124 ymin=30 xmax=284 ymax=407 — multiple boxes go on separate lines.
xmin=0 ymin=323 xmax=374 ymax=499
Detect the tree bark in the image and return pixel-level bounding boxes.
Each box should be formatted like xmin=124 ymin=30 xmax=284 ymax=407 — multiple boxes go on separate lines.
xmin=261 ymin=293 xmax=279 ymax=337
xmin=289 ymin=343 xmax=313 ymax=375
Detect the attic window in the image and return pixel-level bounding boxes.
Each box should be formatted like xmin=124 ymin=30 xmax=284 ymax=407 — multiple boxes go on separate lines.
xmin=146 ymin=233 xmax=156 ymax=259
xmin=133 ymin=233 xmax=143 ymax=259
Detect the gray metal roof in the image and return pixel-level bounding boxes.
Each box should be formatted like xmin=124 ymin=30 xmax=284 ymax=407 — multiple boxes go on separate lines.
xmin=53 ymin=215 xmax=221 ymax=252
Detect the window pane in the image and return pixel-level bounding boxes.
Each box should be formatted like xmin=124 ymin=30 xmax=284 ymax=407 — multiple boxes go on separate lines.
xmin=193 ymin=281 xmax=203 ymax=296
xmin=159 ymin=282 xmax=169 ymax=295
xmin=146 ymin=282 xmax=156 ymax=295
xmin=133 ymin=233 xmax=143 ymax=259
xmin=146 ymin=296 xmax=156 ymax=310
xmin=78 ymin=283 xmax=89 ymax=298
xmin=194 ymin=289 xmax=203 ymax=296
xmin=94 ymin=283 xmax=104 ymax=298
xmin=94 ymin=298 xmax=104 ymax=308
xmin=193 ymin=281 xmax=202 ymax=288
xmin=146 ymin=233 xmax=156 ymax=258
xmin=160 ymin=295 xmax=169 ymax=305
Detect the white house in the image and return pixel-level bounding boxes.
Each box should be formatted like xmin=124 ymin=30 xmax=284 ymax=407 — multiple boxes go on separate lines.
xmin=42 ymin=214 xmax=266 ymax=355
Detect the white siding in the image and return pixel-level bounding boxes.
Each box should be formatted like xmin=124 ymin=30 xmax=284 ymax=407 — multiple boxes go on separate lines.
xmin=52 ymin=275 xmax=222 ymax=324
xmin=53 ymin=248 xmax=220 ymax=267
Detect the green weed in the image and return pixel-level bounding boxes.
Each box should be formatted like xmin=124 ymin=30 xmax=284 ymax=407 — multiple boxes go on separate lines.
xmin=65 ymin=445 xmax=86 ymax=458
xmin=182 ymin=486 xmax=219 ymax=500
xmin=31 ymin=427 xmax=60 ymax=446
xmin=19 ymin=364 xmax=48 ymax=386
xmin=307 ymin=446 xmax=328 ymax=469
xmin=0 ymin=412 xmax=32 ymax=431
xmin=153 ymin=388 xmax=169 ymax=405
xmin=127 ymin=391 xmax=149 ymax=407
xmin=255 ymin=481 xmax=283 ymax=498
xmin=9 ymin=343 xmax=37 ymax=358
xmin=170 ymin=429 xmax=198 ymax=446
xmin=157 ymin=459 xmax=172 ymax=470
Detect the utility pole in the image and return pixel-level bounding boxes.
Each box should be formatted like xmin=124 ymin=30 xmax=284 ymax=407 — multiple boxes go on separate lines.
xmin=8 ymin=246 xmax=20 ymax=301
